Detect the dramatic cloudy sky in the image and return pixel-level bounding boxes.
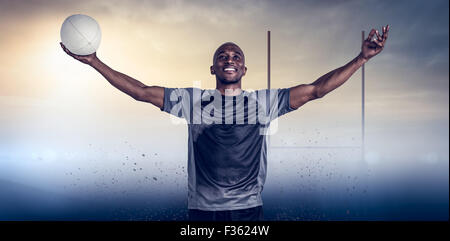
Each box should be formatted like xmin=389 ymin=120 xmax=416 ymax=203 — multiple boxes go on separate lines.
xmin=0 ymin=0 xmax=448 ymax=198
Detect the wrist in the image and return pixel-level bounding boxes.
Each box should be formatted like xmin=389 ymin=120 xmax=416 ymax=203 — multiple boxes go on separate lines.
xmin=357 ymin=52 xmax=369 ymax=65
xmin=89 ymin=55 xmax=101 ymax=67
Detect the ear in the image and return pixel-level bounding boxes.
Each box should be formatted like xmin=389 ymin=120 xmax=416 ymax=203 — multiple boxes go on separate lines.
xmin=210 ymin=66 xmax=215 ymax=75
xmin=243 ymin=66 xmax=247 ymax=76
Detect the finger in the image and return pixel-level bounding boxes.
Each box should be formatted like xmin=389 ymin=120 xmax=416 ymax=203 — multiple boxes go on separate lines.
xmin=60 ymin=42 xmax=67 ymax=52
xmin=383 ymin=25 xmax=389 ymax=40
xmin=375 ymin=30 xmax=383 ymax=42
xmin=366 ymin=29 xmax=376 ymax=41
xmin=66 ymin=48 xmax=74 ymax=57
xmin=61 ymin=44 xmax=78 ymax=58
xmin=60 ymin=43 xmax=71 ymax=54
xmin=373 ymin=39 xmax=384 ymax=48
xmin=60 ymin=42 xmax=70 ymax=53
xmin=62 ymin=46 xmax=70 ymax=55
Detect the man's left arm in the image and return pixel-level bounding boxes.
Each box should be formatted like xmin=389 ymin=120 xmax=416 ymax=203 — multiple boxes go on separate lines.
xmin=290 ymin=25 xmax=389 ymax=109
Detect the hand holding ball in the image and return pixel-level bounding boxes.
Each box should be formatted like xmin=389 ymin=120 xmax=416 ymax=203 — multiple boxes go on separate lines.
xmin=60 ymin=14 xmax=101 ymax=56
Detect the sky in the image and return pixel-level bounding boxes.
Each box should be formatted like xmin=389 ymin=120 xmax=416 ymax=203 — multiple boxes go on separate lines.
xmin=0 ymin=0 xmax=448 ymax=219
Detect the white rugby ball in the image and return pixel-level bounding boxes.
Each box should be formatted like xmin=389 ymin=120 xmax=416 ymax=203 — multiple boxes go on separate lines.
xmin=60 ymin=14 xmax=101 ymax=55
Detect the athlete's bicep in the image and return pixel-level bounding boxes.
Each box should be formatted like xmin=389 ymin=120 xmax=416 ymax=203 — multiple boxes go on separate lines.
xmin=136 ymin=85 xmax=165 ymax=109
xmin=289 ymin=84 xmax=318 ymax=109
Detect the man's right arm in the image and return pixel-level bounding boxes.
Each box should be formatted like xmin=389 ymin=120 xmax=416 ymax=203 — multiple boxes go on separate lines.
xmin=60 ymin=43 xmax=164 ymax=109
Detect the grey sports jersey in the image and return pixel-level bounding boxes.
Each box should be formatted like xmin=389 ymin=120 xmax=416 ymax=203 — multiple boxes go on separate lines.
xmin=161 ymin=88 xmax=295 ymax=211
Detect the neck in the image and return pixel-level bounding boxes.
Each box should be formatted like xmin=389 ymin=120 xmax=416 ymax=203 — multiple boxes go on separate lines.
xmin=216 ymin=80 xmax=242 ymax=96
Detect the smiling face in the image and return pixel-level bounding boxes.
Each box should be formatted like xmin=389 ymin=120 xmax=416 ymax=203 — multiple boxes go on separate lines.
xmin=210 ymin=42 xmax=247 ymax=85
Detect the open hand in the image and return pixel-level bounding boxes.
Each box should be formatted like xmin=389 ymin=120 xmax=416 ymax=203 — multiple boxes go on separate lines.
xmin=361 ymin=25 xmax=389 ymax=61
xmin=60 ymin=42 xmax=97 ymax=65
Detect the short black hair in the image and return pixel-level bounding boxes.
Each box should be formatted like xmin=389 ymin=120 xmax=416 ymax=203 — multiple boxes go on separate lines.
xmin=213 ymin=42 xmax=244 ymax=64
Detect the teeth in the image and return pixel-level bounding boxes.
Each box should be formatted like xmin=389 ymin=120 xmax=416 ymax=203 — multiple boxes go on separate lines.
xmin=224 ymin=68 xmax=236 ymax=71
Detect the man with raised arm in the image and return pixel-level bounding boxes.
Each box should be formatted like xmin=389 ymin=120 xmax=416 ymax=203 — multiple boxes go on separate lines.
xmin=60 ymin=25 xmax=389 ymax=221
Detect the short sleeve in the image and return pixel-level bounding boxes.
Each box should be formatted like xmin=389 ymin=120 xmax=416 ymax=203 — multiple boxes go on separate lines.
xmin=161 ymin=87 xmax=193 ymax=121
xmin=276 ymin=88 xmax=296 ymax=117
xmin=263 ymin=88 xmax=296 ymax=122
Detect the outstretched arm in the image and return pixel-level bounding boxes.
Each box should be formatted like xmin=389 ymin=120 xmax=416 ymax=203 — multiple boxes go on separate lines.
xmin=289 ymin=25 xmax=389 ymax=109
xmin=60 ymin=43 xmax=164 ymax=109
